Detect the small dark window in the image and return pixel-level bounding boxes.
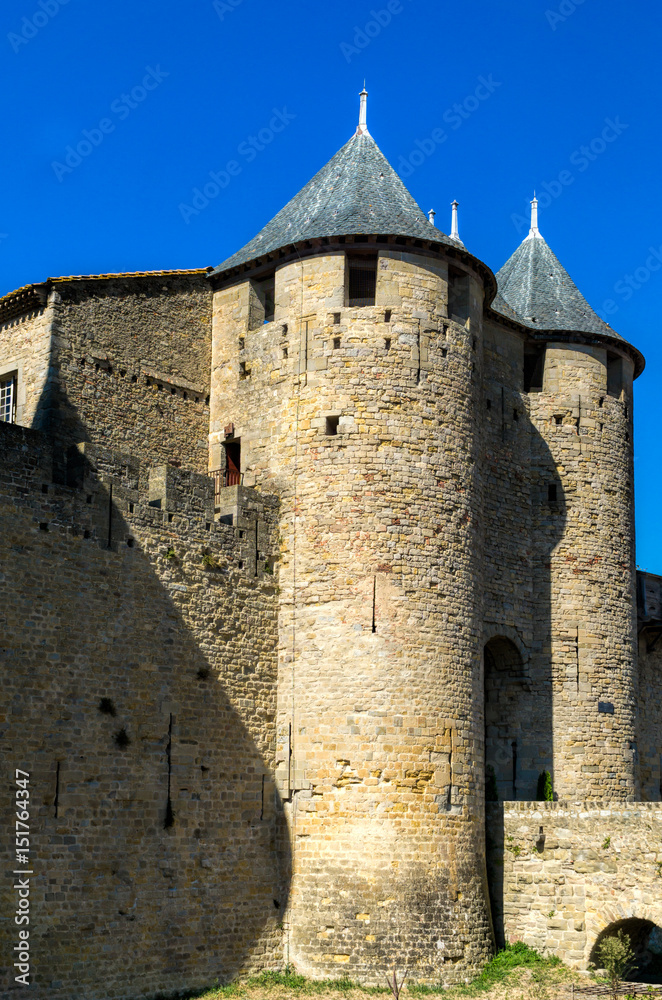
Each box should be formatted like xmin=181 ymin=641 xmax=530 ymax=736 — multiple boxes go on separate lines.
xmin=282 ymin=323 xmax=288 ymax=334
xmin=607 ymin=352 xmax=623 ymax=398
xmin=333 ymin=337 xmax=341 ymax=349
xmin=325 ymin=415 xmax=340 ymax=436
xmin=548 ymin=484 xmax=557 ymax=502
xmin=238 ymin=560 xmax=244 ymax=569
xmin=238 ymin=337 xmax=245 ymax=350
xmin=333 ymin=313 xmax=341 ymax=324
xmin=127 ymin=538 xmax=134 ymax=548
xmin=486 ymin=399 xmax=491 ymax=410
xmin=384 ymin=309 xmax=392 ymax=323
xmin=472 ymin=338 xmax=477 ymax=350
xmin=554 ymin=414 xmax=563 ymax=426
xmin=448 ymin=266 xmax=470 ymax=323
xmin=513 ymin=409 xmax=519 ymax=421
xmin=84 ymin=530 xmax=91 ymax=539
xmin=282 ymin=346 xmax=288 ymax=358
xmin=347 ymin=254 xmax=377 ymax=307
xmin=441 ymin=346 xmax=448 ymax=358
xmin=167 ymin=513 xmax=174 ymax=523
xmin=206 ymin=523 xmax=211 ymax=531
xmin=128 ymin=502 xmax=134 ymax=513
xmin=41 ymin=484 xmax=48 ymax=494
xmin=523 ymin=346 xmax=546 ymax=392
xmin=39 ymin=522 xmax=48 ymax=531
xmin=384 ymin=338 xmax=391 ymax=352
xmin=86 ymin=495 xmax=92 ymax=504
xmin=239 ymin=361 xmax=249 ymax=379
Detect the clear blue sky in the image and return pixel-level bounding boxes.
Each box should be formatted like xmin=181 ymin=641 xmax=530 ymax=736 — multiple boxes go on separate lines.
xmin=1 ymin=0 xmax=660 ymax=569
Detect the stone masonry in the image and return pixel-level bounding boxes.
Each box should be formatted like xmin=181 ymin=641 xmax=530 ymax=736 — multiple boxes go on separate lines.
xmin=0 ymin=97 xmax=659 ymax=997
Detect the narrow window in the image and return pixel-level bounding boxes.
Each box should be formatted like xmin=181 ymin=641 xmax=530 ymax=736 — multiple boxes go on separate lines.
xmin=554 ymin=414 xmax=563 ymax=426
xmin=607 ymin=352 xmax=623 ymax=398
xmin=325 ymin=415 xmax=340 ymax=436
xmin=384 ymin=338 xmax=391 ymax=352
xmin=523 ymin=345 xmax=546 ymax=392
xmin=223 ymin=439 xmax=241 ymax=486
xmin=282 ymin=346 xmax=288 ymax=358
xmin=384 ymin=309 xmax=392 ymax=323
xmin=249 ymin=272 xmax=275 ymax=328
xmin=333 ymin=313 xmax=341 ymax=325
xmin=448 ymin=266 xmax=470 ymax=323
xmin=486 ymin=399 xmax=491 ymax=410
xmin=347 ymin=254 xmax=377 ymax=307
xmin=238 ymin=337 xmax=245 ymax=350
xmin=547 ymin=484 xmax=557 ymax=502
xmin=333 ymin=337 xmax=341 ymax=349
xmin=513 ymin=409 xmax=519 ymax=422
xmin=0 ymin=373 xmax=16 ymax=423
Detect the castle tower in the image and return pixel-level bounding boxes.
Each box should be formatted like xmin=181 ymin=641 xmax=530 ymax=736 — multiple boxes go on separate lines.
xmin=209 ymin=93 xmax=494 ymax=982
xmin=494 ymin=198 xmax=643 ymax=801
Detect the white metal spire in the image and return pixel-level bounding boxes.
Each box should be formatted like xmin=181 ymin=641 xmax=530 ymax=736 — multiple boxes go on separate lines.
xmin=357 ymin=85 xmax=369 ymax=135
xmin=450 ymin=200 xmax=463 ymax=244
xmin=526 ymin=193 xmax=541 ymax=239
xmin=428 ymin=209 xmax=436 ymax=226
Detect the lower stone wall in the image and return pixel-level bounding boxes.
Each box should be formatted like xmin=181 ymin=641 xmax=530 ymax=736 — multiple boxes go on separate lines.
xmin=487 ymin=801 xmax=662 ymax=968
xmin=0 ymin=424 xmax=286 ymax=999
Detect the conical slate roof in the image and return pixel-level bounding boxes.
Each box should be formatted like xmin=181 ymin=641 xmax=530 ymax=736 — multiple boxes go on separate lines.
xmin=211 ymin=130 xmax=453 ymax=276
xmin=495 ymin=230 xmax=622 ymax=341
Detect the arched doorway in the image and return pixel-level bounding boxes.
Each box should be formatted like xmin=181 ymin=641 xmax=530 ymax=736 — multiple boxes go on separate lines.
xmin=591 ymin=919 xmax=662 ymax=984
xmin=484 ymin=636 xmax=540 ymax=802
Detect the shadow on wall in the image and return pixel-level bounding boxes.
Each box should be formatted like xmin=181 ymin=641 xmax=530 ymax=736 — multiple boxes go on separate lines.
xmin=483 ymin=414 xmax=567 ymax=948
xmin=0 ymin=426 xmax=290 ymax=999
xmin=591 ymin=920 xmax=662 ymax=984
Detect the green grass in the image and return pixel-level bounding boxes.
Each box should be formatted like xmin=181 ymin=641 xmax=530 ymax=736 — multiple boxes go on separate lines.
xmin=186 ymin=943 xmax=566 ymax=1000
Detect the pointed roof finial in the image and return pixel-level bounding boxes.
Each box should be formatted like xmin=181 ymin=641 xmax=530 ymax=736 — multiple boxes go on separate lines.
xmin=527 ymin=193 xmax=541 ymax=239
xmin=428 ymin=209 xmax=436 ymax=226
xmin=357 ymin=84 xmax=369 ymax=135
xmin=450 ymin=200 xmax=463 ymax=244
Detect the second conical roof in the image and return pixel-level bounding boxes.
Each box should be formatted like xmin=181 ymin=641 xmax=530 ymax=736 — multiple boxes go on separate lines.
xmin=495 ymin=231 xmax=622 ymax=341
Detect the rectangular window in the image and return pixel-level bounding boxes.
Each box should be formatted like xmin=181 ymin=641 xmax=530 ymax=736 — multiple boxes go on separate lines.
xmin=347 ymin=254 xmax=377 ymax=307
xmin=223 ymin=439 xmax=241 ymax=486
xmin=0 ymin=374 xmax=16 ymax=423
xmin=249 ymin=273 xmax=276 ymax=328
xmin=448 ymin=266 xmax=470 ymax=323
xmin=607 ymin=352 xmax=623 ymax=398
xmin=325 ymin=415 xmax=340 ymax=436
xmin=523 ymin=346 xmax=546 ymax=392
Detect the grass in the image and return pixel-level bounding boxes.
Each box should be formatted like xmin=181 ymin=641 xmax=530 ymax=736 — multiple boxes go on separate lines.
xmin=183 ymin=943 xmax=572 ymax=1000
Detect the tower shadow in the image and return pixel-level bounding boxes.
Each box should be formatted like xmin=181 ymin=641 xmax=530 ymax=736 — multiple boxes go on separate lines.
xmin=0 ymin=405 xmax=290 ymax=998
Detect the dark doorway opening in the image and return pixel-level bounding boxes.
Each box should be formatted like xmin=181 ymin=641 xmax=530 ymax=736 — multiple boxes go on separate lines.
xmin=224 ymin=439 xmax=241 ymax=487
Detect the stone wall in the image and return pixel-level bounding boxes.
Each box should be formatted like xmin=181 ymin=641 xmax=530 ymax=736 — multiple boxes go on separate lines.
xmin=0 ymin=272 xmax=213 ymax=480
xmin=0 ymin=295 xmax=53 ymax=430
xmin=486 ymin=800 xmax=662 ymax=967
xmin=211 ymin=247 xmax=494 ymax=985
xmin=0 ymin=422 xmax=286 ymax=1000
xmin=638 ymin=572 xmax=662 ymax=801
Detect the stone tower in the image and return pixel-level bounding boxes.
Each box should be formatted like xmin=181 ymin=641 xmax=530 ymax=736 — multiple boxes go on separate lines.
xmin=208 ymin=95 xmax=644 ymax=981
xmin=209 ymin=94 xmax=494 ymax=981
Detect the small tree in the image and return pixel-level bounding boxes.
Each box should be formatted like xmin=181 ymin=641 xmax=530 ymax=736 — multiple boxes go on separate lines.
xmin=536 ymin=770 xmax=553 ymax=801
xmin=596 ymin=930 xmax=635 ymax=999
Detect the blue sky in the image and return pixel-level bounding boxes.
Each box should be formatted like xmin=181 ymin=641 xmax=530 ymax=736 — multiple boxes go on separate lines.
xmin=1 ymin=0 xmax=660 ymax=569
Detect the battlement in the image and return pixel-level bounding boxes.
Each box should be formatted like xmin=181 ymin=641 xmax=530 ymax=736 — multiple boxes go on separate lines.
xmin=0 ymin=421 xmax=278 ymax=578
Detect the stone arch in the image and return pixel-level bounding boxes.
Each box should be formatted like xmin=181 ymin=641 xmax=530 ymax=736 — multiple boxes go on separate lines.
xmin=590 ymin=918 xmax=662 ymax=983
xmin=484 ymin=634 xmax=538 ymax=801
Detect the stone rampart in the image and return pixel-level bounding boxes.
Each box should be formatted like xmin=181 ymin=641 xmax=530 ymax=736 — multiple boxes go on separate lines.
xmin=0 ymin=422 xmax=286 ymax=999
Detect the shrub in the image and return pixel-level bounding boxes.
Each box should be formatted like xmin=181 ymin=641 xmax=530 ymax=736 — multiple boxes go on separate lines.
xmin=536 ymin=770 xmax=553 ymax=801
xmin=596 ymin=930 xmax=635 ymax=998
